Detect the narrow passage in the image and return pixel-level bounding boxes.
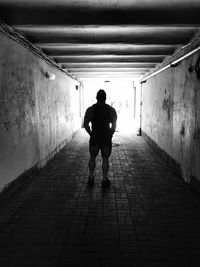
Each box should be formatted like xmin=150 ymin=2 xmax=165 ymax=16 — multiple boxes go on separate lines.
xmin=0 ymin=130 xmax=200 ymax=267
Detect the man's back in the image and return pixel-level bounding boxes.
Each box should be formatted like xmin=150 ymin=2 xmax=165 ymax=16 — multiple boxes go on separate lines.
xmin=85 ymin=102 xmax=117 ymax=145
xmin=91 ymin=102 xmax=113 ymax=130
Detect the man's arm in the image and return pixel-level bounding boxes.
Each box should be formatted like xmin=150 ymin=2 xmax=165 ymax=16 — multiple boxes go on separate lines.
xmin=110 ymin=108 xmax=117 ymax=136
xmin=84 ymin=107 xmax=92 ymax=136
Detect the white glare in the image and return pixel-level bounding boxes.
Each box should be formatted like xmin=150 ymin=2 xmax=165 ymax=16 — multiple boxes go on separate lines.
xmin=83 ymin=78 xmax=140 ymax=134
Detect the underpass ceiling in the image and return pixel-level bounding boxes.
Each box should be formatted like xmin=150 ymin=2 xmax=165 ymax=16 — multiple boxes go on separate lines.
xmin=0 ymin=0 xmax=200 ymax=80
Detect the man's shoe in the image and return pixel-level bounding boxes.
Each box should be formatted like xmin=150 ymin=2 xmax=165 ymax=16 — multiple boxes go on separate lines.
xmin=88 ymin=176 xmax=94 ymax=186
xmin=102 ymin=178 xmax=111 ymax=188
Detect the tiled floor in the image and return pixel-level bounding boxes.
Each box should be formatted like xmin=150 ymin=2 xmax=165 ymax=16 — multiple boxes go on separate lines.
xmin=0 ymin=130 xmax=200 ymax=267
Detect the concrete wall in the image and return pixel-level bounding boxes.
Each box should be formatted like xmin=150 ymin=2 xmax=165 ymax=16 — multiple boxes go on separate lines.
xmin=142 ymin=50 xmax=200 ymax=183
xmin=0 ymin=32 xmax=81 ymax=191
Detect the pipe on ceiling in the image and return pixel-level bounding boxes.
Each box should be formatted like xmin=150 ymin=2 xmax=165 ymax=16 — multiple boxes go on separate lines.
xmin=140 ymin=45 xmax=200 ymax=83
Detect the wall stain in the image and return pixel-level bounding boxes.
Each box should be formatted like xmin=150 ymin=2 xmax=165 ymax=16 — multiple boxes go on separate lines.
xmin=180 ymin=122 xmax=185 ymax=137
xmin=194 ymin=128 xmax=200 ymax=143
xmin=162 ymin=94 xmax=173 ymax=121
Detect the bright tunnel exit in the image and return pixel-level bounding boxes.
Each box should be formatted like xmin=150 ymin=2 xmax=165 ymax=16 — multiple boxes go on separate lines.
xmin=82 ymin=78 xmax=141 ymax=134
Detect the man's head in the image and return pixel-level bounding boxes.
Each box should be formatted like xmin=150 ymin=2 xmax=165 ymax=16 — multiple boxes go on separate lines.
xmin=96 ymin=89 xmax=106 ymax=103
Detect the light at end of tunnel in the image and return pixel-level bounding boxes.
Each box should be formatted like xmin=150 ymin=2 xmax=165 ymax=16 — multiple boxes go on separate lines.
xmin=46 ymin=72 xmax=56 ymax=81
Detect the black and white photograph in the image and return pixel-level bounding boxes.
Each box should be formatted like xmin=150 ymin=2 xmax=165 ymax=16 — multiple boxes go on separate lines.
xmin=0 ymin=1 xmax=200 ymax=266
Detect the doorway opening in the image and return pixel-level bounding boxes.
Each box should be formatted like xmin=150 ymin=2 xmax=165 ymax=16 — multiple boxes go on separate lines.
xmin=82 ymin=78 xmax=141 ymax=134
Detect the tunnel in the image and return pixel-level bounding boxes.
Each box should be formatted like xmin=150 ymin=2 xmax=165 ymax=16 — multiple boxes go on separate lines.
xmin=0 ymin=1 xmax=200 ymax=266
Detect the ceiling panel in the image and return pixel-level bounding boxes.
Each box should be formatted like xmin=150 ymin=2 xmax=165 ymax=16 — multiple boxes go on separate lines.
xmin=0 ymin=0 xmax=200 ymax=80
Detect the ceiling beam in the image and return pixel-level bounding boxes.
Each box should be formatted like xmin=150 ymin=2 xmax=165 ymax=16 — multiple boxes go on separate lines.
xmin=70 ymin=72 xmax=144 ymax=76
xmin=75 ymin=74 xmax=142 ymax=79
xmin=65 ymin=68 xmax=149 ymax=72
xmin=61 ymin=62 xmax=156 ymax=68
xmin=1 ymin=5 xmax=200 ymax=25
xmin=37 ymin=44 xmax=177 ymax=56
xmin=14 ymin=25 xmax=197 ymax=45
xmin=52 ymin=55 xmax=164 ymax=63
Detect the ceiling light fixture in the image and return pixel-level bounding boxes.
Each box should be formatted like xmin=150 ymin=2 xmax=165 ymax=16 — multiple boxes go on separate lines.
xmin=46 ymin=72 xmax=56 ymax=80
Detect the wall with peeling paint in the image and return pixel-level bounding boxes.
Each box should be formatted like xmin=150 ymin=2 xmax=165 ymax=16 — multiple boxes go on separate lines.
xmin=142 ymin=51 xmax=200 ymax=183
xmin=0 ymin=32 xmax=81 ymax=191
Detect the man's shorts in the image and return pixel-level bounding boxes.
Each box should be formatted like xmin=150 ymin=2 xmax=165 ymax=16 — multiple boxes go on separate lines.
xmin=89 ymin=143 xmax=112 ymax=158
xmin=89 ymin=131 xmax=112 ymax=158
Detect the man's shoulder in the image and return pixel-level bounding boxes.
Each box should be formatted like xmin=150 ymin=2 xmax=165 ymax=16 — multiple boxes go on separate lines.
xmin=106 ymin=104 xmax=117 ymax=113
xmin=85 ymin=104 xmax=96 ymax=118
xmin=86 ymin=104 xmax=95 ymax=112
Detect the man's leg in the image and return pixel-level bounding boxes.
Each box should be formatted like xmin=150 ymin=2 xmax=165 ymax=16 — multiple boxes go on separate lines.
xmin=102 ymin=156 xmax=109 ymax=180
xmin=88 ymin=144 xmax=99 ymax=184
xmin=101 ymin=144 xmax=112 ymax=186
xmin=88 ymin=154 xmax=96 ymax=179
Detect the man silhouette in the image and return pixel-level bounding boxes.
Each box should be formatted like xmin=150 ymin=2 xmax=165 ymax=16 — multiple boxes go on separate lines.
xmin=84 ymin=90 xmax=117 ymax=187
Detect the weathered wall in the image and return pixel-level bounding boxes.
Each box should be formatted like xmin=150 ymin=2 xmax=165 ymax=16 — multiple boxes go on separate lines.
xmin=142 ymin=50 xmax=200 ymax=183
xmin=0 ymin=32 xmax=81 ymax=191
